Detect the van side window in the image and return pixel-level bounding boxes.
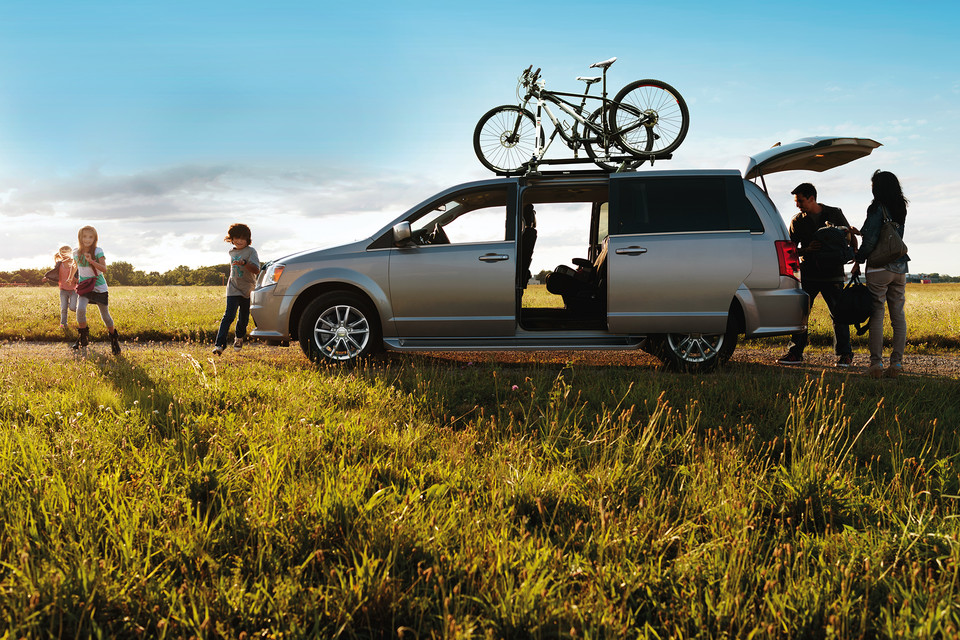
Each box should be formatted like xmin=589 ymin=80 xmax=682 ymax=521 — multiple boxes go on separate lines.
xmin=611 ymin=176 xmax=762 ymax=234
xmin=597 ymin=202 xmax=609 ymax=241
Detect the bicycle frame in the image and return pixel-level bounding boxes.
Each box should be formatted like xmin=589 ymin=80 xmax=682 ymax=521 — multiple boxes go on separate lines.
xmin=533 ymin=91 xmax=605 ymax=153
xmin=511 ymin=75 xmax=652 ymax=169
xmin=515 ymin=83 xmax=605 ymax=157
xmin=477 ymin=60 xmax=673 ymax=174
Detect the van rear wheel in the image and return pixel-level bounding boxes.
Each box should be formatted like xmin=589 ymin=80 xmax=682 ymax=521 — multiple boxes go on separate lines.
xmin=648 ymin=318 xmax=739 ymax=373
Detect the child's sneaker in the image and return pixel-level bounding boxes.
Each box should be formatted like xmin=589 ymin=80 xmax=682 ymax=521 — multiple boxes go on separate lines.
xmin=212 ymin=345 xmax=224 ymax=356
xmin=234 ymin=337 xmax=243 ymax=351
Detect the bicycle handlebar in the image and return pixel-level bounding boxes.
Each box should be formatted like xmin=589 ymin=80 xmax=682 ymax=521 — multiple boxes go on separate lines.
xmin=520 ymin=66 xmax=541 ymax=88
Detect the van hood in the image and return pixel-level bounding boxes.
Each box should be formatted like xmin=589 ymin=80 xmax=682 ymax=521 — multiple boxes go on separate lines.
xmin=744 ymin=137 xmax=881 ymax=180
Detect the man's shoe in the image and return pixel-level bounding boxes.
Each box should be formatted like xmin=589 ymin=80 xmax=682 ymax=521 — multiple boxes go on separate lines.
xmin=777 ymin=352 xmax=803 ymax=365
xmin=866 ymin=364 xmax=883 ymax=379
xmin=836 ymin=354 xmax=853 ymax=368
xmin=212 ymin=345 xmax=224 ymax=356
xmin=234 ymin=337 xmax=243 ymax=351
xmin=884 ymin=363 xmax=903 ymax=379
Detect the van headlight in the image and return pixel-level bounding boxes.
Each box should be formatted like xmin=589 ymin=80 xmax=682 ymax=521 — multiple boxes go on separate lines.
xmin=260 ymin=262 xmax=285 ymax=287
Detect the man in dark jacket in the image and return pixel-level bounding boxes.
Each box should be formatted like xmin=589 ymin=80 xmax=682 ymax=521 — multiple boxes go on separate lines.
xmin=778 ymin=183 xmax=854 ymax=367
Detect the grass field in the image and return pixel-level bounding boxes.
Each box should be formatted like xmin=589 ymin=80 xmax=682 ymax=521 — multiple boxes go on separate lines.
xmin=5 ymin=283 xmax=959 ymax=350
xmin=1 ymin=286 xmax=959 ymax=637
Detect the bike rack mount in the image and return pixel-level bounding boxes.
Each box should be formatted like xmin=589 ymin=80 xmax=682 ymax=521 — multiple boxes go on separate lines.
xmin=494 ymin=153 xmax=673 ymax=177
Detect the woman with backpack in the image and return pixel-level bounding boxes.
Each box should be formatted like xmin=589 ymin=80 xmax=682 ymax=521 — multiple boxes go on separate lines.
xmin=852 ymin=170 xmax=909 ymax=379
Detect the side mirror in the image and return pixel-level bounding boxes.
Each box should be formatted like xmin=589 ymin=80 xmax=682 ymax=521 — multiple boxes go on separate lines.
xmin=393 ymin=222 xmax=413 ymax=246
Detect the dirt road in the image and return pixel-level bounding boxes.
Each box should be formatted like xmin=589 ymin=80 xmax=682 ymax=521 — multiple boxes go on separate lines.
xmin=3 ymin=340 xmax=957 ymax=379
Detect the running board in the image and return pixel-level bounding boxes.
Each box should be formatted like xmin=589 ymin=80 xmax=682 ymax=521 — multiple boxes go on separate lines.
xmin=384 ymin=335 xmax=646 ymax=351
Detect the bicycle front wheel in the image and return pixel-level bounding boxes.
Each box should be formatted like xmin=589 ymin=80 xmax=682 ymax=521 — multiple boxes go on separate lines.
xmin=473 ymin=105 xmax=542 ymax=175
xmin=610 ymin=79 xmax=689 ymax=157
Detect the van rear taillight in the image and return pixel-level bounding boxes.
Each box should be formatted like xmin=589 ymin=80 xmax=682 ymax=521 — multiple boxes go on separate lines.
xmin=776 ymin=240 xmax=800 ymax=281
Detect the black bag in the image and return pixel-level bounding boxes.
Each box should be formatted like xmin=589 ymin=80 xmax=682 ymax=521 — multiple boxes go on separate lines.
xmin=834 ymin=274 xmax=873 ymax=336
xmin=812 ymin=224 xmax=855 ymax=270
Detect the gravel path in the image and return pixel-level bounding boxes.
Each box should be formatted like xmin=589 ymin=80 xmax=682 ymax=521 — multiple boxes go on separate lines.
xmin=3 ymin=340 xmax=958 ymax=379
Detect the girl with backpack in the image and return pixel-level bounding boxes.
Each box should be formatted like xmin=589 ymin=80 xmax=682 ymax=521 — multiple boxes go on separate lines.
xmin=44 ymin=244 xmax=78 ymax=329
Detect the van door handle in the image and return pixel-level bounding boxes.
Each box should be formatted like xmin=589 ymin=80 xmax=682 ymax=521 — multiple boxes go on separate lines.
xmin=615 ymin=246 xmax=648 ymax=255
xmin=479 ymin=253 xmax=510 ymax=262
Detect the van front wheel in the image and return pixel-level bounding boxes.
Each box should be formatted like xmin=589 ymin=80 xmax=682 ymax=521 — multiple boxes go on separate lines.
xmin=298 ymin=293 xmax=381 ymax=364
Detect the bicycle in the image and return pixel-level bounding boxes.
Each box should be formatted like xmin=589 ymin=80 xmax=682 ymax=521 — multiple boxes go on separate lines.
xmin=473 ymin=57 xmax=689 ymax=175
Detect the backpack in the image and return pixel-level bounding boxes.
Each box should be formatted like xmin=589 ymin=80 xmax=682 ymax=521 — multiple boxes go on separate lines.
xmin=813 ymin=224 xmax=855 ymax=270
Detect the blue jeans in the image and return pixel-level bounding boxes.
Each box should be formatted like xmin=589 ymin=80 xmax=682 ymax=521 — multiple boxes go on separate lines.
xmin=215 ymin=295 xmax=250 ymax=348
xmin=59 ymin=289 xmax=78 ymax=325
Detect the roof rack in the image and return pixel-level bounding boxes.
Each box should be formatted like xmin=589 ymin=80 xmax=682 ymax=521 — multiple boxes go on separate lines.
xmin=494 ymin=153 xmax=673 ymax=177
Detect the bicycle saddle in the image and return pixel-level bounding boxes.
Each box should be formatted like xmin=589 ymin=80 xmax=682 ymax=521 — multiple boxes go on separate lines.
xmin=577 ymin=76 xmax=602 ymax=85
xmin=590 ymin=57 xmax=617 ymax=70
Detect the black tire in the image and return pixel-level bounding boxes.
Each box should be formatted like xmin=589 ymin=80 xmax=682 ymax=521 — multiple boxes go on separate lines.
xmin=648 ymin=317 xmax=739 ymax=373
xmin=581 ymin=106 xmax=620 ymax=172
xmin=473 ymin=105 xmax=543 ymax=175
xmin=298 ymin=292 xmax=381 ymax=364
xmin=610 ymin=79 xmax=689 ymax=157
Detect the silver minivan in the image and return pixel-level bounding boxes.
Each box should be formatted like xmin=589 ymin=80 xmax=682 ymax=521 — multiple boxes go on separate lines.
xmin=251 ymin=137 xmax=879 ymax=371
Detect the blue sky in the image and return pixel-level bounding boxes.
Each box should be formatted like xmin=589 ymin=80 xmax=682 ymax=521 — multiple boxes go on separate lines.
xmin=1 ymin=0 xmax=958 ymax=274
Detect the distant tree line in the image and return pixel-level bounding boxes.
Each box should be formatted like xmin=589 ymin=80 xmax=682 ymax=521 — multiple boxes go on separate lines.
xmin=907 ymin=273 xmax=960 ymax=283
xmin=3 ymin=263 xmax=960 ymax=287
xmin=0 ymin=261 xmax=232 ymax=286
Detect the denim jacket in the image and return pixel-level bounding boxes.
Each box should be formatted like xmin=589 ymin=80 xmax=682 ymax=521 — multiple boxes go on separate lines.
xmin=855 ymin=203 xmax=909 ymax=274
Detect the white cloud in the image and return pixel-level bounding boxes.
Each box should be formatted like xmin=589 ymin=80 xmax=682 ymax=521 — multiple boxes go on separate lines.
xmin=4 ymin=149 xmax=960 ymax=277
xmin=1 ymin=165 xmax=455 ymax=272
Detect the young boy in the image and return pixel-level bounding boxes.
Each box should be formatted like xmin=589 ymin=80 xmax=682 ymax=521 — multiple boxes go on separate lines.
xmin=213 ymin=223 xmax=260 ymax=355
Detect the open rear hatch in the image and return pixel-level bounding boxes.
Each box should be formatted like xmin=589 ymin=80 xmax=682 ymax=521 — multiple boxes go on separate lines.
xmin=745 ymin=137 xmax=881 ymax=187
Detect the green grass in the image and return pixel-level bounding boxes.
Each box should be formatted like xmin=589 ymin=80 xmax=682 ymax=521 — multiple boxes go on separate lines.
xmin=0 ymin=286 xmax=223 ymax=342
xmin=1 ymin=339 xmax=959 ymax=637
xmin=1 ymin=285 xmax=959 ymax=637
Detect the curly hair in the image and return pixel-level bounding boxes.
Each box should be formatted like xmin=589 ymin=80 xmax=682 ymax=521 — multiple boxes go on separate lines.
xmin=225 ymin=223 xmax=252 ymax=244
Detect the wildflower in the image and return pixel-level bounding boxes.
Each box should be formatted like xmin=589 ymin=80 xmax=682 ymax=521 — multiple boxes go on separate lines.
xmin=511 ymin=384 xmax=519 ymax=391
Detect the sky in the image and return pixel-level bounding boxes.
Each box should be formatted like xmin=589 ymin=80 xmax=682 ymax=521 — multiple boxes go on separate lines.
xmin=1 ymin=0 xmax=958 ymax=276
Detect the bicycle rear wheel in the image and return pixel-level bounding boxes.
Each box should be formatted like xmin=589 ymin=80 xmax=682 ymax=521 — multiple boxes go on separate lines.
xmin=610 ymin=79 xmax=689 ymax=157
xmin=581 ymin=106 xmax=622 ymax=172
xmin=473 ymin=105 xmax=543 ymax=175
